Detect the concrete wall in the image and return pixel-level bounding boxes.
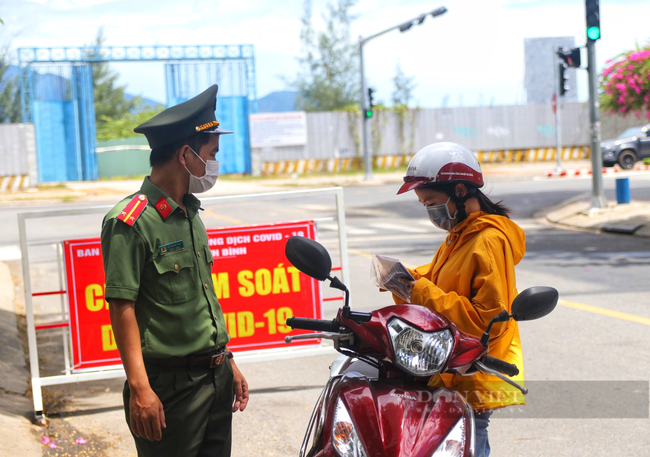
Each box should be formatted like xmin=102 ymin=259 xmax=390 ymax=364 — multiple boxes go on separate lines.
xmin=253 ymin=103 xmax=593 ymax=167
xmin=0 ymin=124 xmax=38 ymax=189
xmin=96 ymin=137 xmax=151 ymax=178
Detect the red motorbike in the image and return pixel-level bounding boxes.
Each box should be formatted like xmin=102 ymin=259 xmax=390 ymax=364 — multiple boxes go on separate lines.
xmin=284 ymin=236 xmax=558 ymax=457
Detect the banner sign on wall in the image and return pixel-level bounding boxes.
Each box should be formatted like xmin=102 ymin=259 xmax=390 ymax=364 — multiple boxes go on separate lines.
xmin=249 ymin=112 xmax=307 ymax=148
xmin=63 ymin=220 xmax=322 ymax=372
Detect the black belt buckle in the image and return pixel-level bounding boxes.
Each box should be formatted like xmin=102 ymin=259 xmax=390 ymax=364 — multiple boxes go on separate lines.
xmin=210 ymin=352 xmax=225 ymax=368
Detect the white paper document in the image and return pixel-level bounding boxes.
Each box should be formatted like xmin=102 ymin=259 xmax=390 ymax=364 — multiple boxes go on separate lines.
xmin=370 ymin=255 xmax=415 ymax=303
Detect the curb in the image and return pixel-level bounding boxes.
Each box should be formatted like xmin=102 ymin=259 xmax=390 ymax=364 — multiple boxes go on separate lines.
xmin=0 ymin=175 xmax=31 ymax=191
xmin=546 ymin=167 xmax=619 ymax=178
xmin=261 ymin=146 xmax=591 ymax=176
xmin=545 ymin=164 xmax=650 ymax=178
xmin=544 ymin=198 xmax=650 ymax=238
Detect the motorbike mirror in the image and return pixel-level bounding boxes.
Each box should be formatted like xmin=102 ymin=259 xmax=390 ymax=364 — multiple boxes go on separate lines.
xmin=285 ymin=236 xmax=332 ymax=281
xmin=511 ymin=286 xmax=559 ymax=321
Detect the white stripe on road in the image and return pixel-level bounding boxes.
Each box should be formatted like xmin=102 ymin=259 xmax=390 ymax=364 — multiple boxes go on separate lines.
xmin=317 ymin=222 xmax=376 ymax=235
xmin=0 ymin=245 xmax=21 ymax=261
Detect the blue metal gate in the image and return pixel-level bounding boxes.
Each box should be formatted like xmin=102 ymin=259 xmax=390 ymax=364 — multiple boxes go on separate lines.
xmin=19 ymin=45 xmax=258 ymax=182
xmin=25 ymin=64 xmax=97 ymax=182
xmin=165 ymin=62 xmax=252 ymax=174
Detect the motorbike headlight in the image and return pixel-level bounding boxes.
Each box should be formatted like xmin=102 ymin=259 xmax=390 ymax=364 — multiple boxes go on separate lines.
xmin=387 ymin=318 xmax=454 ymax=376
xmin=332 ymin=398 xmax=368 ymax=457
xmin=430 ymin=418 xmax=467 ymax=457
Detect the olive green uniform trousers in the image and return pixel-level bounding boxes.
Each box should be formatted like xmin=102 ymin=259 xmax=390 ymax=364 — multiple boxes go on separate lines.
xmin=124 ymin=359 xmax=234 ymax=457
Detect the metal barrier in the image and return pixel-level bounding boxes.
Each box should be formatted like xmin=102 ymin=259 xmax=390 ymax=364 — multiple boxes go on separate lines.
xmin=18 ymin=187 xmax=349 ymax=420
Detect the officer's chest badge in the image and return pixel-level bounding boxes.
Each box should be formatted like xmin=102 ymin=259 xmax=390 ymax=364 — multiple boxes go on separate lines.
xmin=158 ymin=240 xmax=184 ymax=255
xmin=117 ymin=195 xmax=148 ymax=227
xmin=155 ymin=196 xmax=173 ymax=220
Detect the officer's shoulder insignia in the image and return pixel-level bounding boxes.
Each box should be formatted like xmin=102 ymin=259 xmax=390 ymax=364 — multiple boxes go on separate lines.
xmin=155 ymin=196 xmax=172 ymax=220
xmin=117 ymin=194 xmax=148 ymax=227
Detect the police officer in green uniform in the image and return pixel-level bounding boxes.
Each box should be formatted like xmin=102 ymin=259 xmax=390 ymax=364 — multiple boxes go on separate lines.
xmin=101 ymin=85 xmax=248 ymax=457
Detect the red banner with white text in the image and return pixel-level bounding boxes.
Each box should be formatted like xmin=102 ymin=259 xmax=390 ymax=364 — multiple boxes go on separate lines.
xmin=63 ymin=220 xmax=322 ymax=371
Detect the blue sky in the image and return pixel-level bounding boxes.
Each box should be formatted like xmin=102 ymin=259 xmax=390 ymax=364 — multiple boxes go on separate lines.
xmin=1 ymin=0 xmax=649 ymax=108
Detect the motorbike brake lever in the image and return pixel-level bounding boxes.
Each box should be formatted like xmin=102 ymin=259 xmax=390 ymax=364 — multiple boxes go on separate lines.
xmin=475 ymin=361 xmax=529 ymax=395
xmin=285 ymin=332 xmax=354 ymax=344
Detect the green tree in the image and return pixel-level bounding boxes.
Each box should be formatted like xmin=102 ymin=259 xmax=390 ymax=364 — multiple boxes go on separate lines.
xmin=292 ymin=0 xmax=360 ymax=111
xmin=87 ymin=29 xmax=139 ymax=132
xmin=391 ymin=61 xmax=416 ymax=108
xmin=96 ymin=100 xmax=163 ymax=141
xmin=0 ymin=45 xmax=21 ymax=123
xmin=600 ymin=43 xmax=650 ymax=120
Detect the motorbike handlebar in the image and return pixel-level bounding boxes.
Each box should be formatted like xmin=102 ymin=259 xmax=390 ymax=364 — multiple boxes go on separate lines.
xmin=483 ymin=356 xmax=520 ymax=377
xmin=286 ymin=317 xmax=339 ymax=333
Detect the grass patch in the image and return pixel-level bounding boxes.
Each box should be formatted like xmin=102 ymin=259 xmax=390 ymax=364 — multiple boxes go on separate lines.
xmin=37 ymin=183 xmax=68 ymax=190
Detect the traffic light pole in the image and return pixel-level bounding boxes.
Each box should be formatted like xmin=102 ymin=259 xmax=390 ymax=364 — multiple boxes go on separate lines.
xmin=553 ymin=58 xmax=563 ymax=172
xmin=358 ymin=39 xmax=373 ymax=180
xmin=357 ymin=6 xmax=448 ymax=181
xmin=587 ymin=39 xmax=607 ymax=209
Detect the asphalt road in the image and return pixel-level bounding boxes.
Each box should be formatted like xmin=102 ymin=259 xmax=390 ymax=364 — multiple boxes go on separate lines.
xmin=2 ymin=173 xmax=650 ymax=456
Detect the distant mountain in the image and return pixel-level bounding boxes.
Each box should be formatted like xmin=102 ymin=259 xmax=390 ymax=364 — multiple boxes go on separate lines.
xmin=3 ymin=65 xmax=20 ymax=81
xmin=1 ymin=65 xmax=163 ymax=108
xmin=124 ymin=93 xmax=164 ymax=110
xmin=258 ymin=90 xmax=299 ymax=113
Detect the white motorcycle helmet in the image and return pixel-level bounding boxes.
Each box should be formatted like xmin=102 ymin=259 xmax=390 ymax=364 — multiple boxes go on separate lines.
xmin=397 ymin=142 xmax=484 ymax=194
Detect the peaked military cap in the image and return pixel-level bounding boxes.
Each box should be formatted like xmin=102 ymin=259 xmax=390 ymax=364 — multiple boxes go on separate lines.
xmin=134 ymin=84 xmax=233 ymax=149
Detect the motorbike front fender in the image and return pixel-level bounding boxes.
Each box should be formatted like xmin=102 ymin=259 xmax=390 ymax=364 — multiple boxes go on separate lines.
xmin=320 ymin=372 xmax=475 ymax=457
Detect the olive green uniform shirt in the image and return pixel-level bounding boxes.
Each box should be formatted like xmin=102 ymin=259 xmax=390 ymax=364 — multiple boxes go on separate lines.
xmin=101 ymin=177 xmax=229 ymax=357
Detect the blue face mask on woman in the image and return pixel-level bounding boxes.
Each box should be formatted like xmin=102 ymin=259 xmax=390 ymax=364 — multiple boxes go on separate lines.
xmin=426 ymin=197 xmax=458 ymax=231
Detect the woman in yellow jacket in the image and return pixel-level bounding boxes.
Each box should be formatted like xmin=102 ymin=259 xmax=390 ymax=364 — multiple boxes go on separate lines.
xmin=393 ymin=142 xmax=525 ymax=457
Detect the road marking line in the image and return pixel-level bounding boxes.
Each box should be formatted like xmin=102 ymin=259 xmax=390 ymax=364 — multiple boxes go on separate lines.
xmin=318 ymin=222 xmax=376 ymax=235
xmin=559 ymin=300 xmax=650 ymax=326
xmin=348 ymin=249 xmax=373 ymax=259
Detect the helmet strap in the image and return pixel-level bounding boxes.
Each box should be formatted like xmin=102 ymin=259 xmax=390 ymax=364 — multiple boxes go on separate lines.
xmin=451 ymin=187 xmax=477 ymax=222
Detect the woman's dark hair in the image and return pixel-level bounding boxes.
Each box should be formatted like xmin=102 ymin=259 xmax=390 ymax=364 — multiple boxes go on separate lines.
xmin=149 ymin=133 xmax=212 ymax=168
xmin=421 ymin=182 xmax=511 ymax=221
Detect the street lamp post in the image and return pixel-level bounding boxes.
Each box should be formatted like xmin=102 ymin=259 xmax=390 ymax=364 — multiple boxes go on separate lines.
xmin=358 ymin=6 xmax=448 ymax=180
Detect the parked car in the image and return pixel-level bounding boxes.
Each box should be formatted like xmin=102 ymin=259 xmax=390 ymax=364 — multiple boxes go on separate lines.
xmin=602 ymin=124 xmax=650 ymax=169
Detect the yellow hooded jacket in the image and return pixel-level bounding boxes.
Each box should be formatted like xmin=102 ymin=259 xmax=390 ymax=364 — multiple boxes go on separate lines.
xmin=397 ymin=211 xmax=526 ymax=412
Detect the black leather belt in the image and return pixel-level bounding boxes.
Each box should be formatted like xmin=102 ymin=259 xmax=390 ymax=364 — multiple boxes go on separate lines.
xmin=144 ymin=348 xmax=228 ymax=369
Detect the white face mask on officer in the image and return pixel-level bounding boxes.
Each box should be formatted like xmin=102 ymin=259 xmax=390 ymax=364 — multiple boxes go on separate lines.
xmin=426 ymin=197 xmax=458 ymax=231
xmin=185 ymin=146 xmax=219 ymax=194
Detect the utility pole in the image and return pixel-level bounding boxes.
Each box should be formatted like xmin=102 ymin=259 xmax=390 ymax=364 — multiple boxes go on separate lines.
xmin=553 ymin=59 xmax=563 ymax=172
xmin=358 ymin=6 xmax=448 ymax=180
xmin=358 ymin=40 xmax=372 ymax=180
xmin=585 ymin=0 xmax=606 ymax=209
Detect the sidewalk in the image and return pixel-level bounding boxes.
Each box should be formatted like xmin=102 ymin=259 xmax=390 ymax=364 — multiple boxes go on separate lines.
xmin=545 ymin=198 xmax=650 ymax=237
xmin=0 ymin=261 xmax=43 ymax=456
